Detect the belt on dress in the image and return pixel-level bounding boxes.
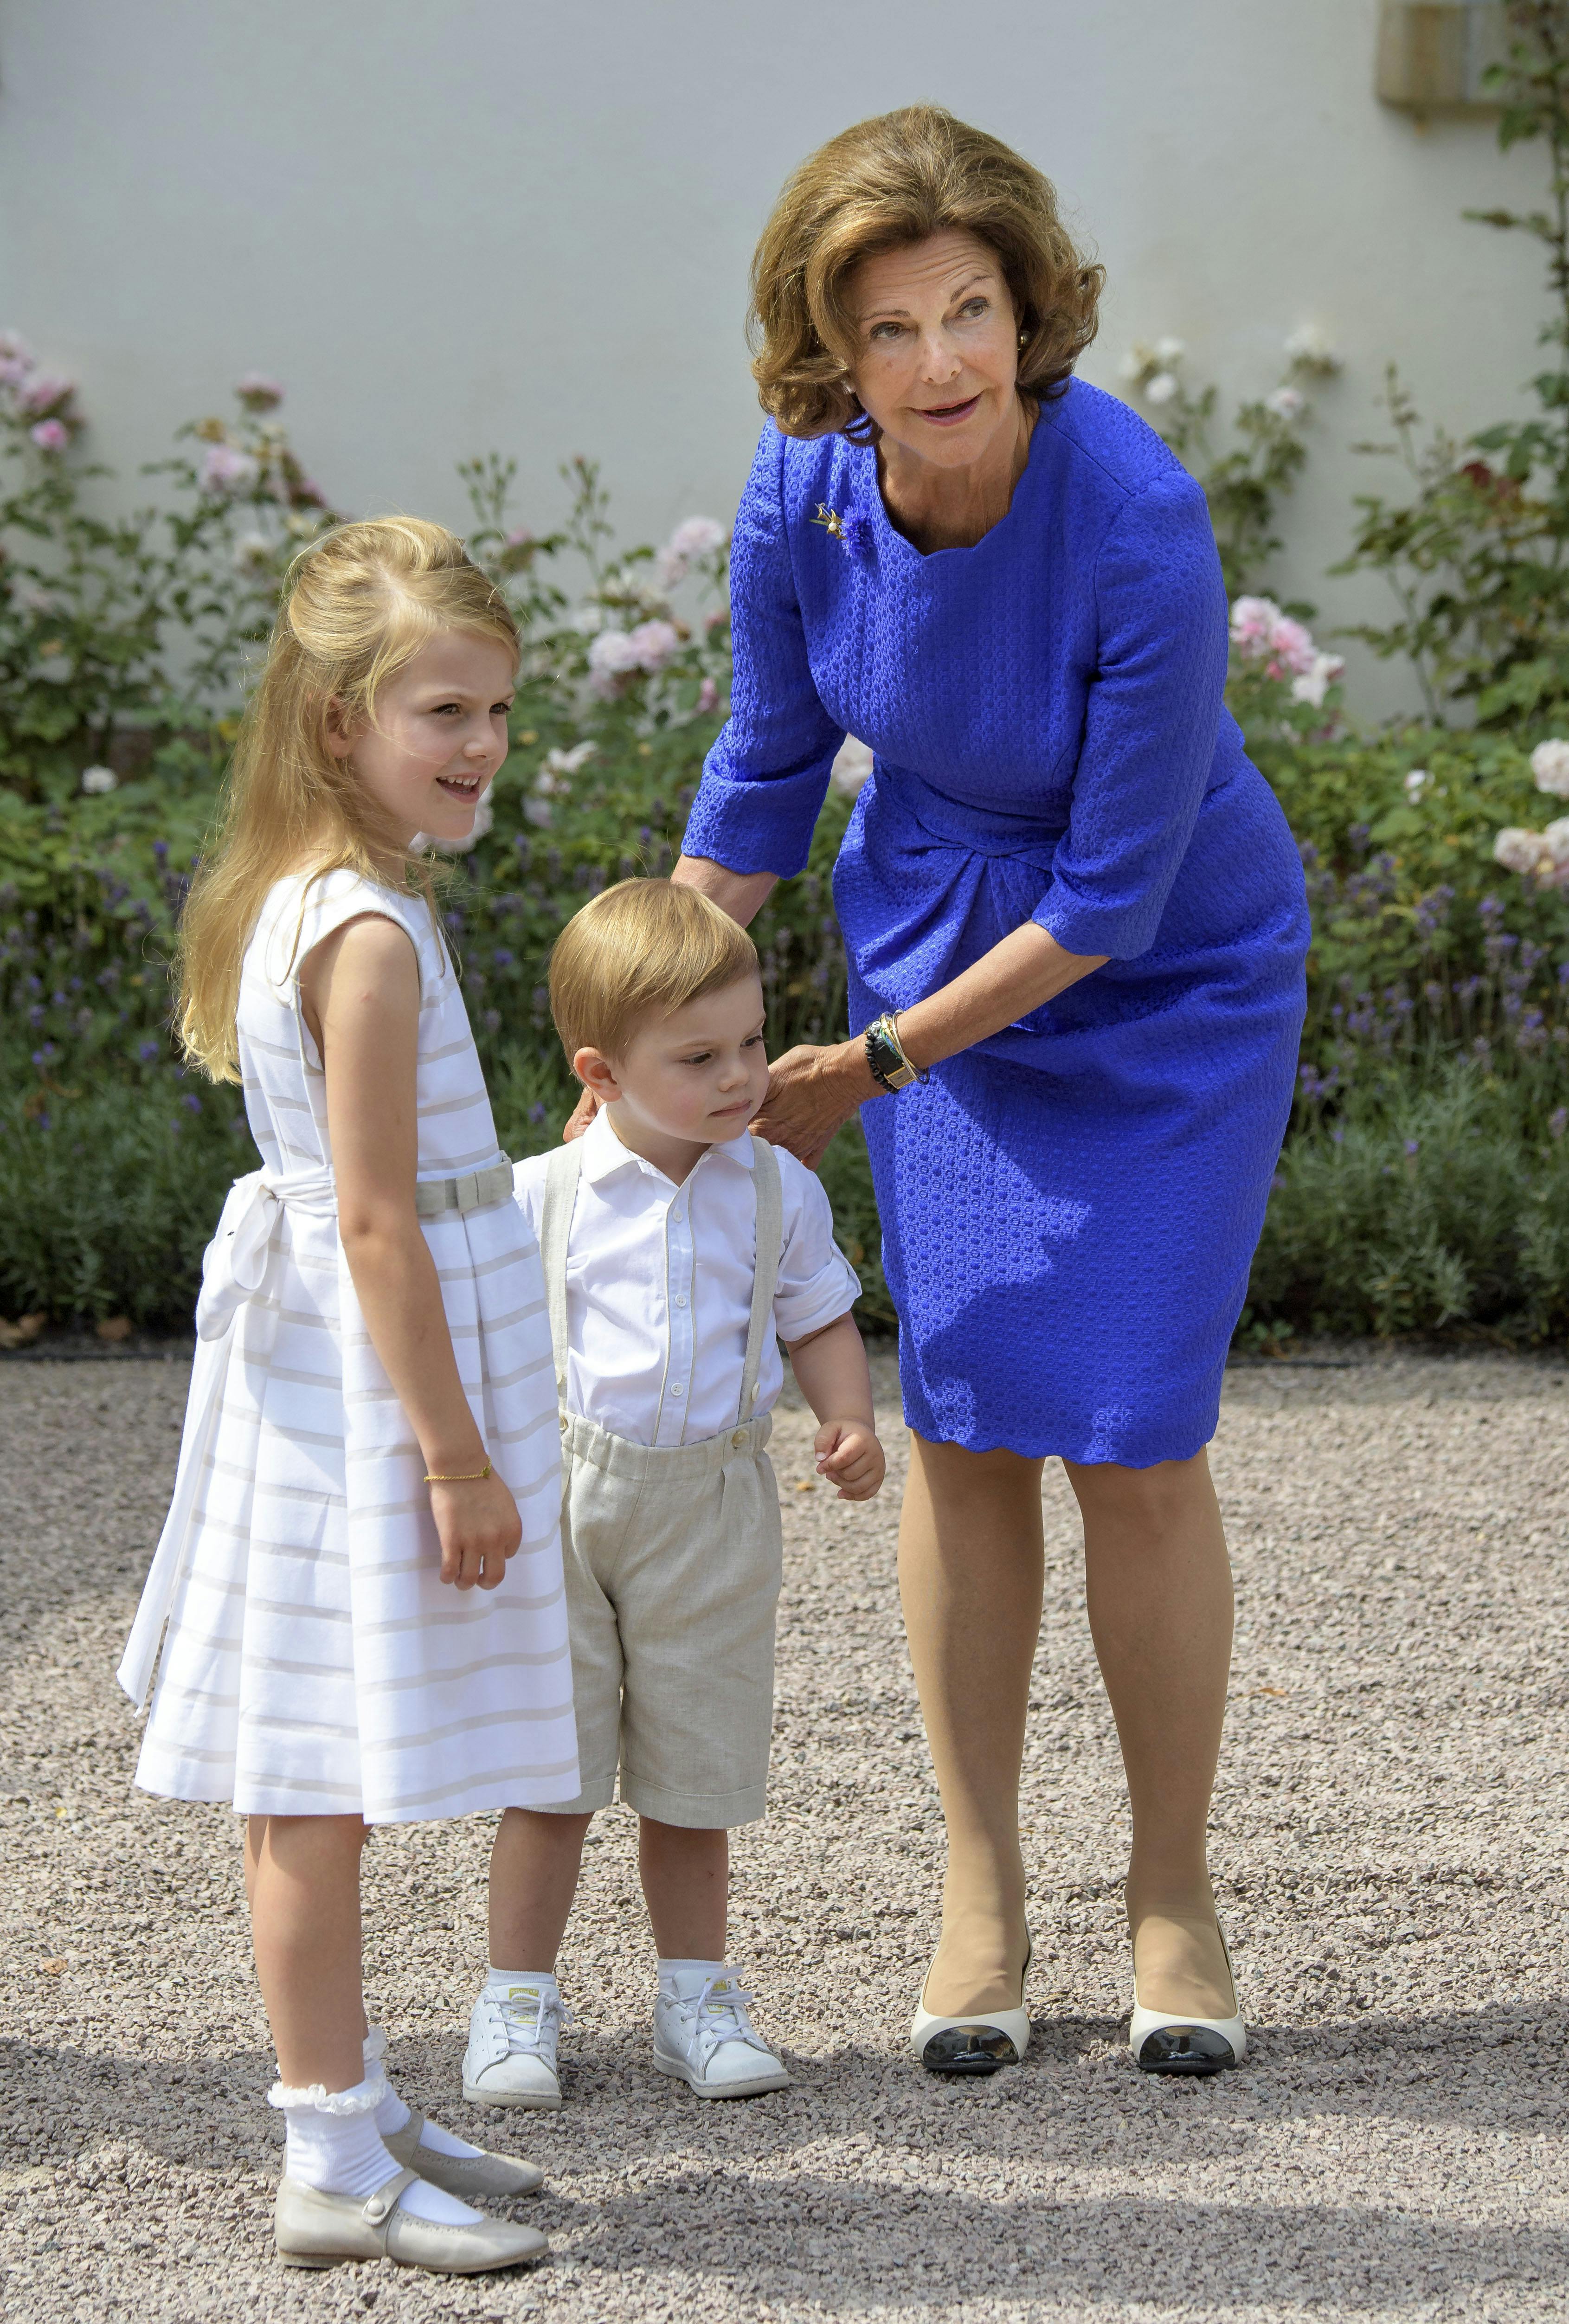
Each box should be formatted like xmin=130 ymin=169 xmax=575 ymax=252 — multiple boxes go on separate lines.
xmin=413 ymin=1159 xmax=514 ymax=1220
xmin=117 ymin=1152 xmax=514 ymax=1709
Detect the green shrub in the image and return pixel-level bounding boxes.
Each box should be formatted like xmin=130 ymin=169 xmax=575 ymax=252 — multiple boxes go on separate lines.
xmin=1247 ymin=1055 xmax=1569 ymax=1343
xmin=0 ymin=449 xmax=894 ymax=1330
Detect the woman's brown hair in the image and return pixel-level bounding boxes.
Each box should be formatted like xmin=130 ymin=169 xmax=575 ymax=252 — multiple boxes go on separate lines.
xmin=749 ymin=104 xmax=1103 ymax=441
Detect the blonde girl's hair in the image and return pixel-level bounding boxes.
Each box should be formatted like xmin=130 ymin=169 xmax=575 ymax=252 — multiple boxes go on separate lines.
xmin=749 ymin=103 xmax=1104 ymax=440
xmin=176 ymin=516 xmax=518 ymax=1082
xmin=548 ymin=878 xmax=760 ymax=1068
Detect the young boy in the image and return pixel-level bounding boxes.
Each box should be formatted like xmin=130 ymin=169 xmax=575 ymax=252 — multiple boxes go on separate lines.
xmin=462 ymin=879 xmax=885 ymax=2105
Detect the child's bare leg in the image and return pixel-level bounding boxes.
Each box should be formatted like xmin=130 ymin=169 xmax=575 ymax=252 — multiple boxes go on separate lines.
xmin=247 ymin=1813 xmax=368 ymax=2089
xmin=488 ymin=1808 xmax=593 ymax=1969
xmin=637 ymin=1819 xmax=728 ymax=1959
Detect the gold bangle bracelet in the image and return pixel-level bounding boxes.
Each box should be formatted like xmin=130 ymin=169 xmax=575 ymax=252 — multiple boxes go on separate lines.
xmin=423 ymin=1457 xmax=493 ymax=1484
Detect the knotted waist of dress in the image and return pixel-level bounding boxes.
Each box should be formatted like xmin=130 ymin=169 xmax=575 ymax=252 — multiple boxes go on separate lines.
xmin=860 ymin=761 xmax=1069 ymax=873
xmin=837 ymin=764 xmax=1072 ymax=1025
xmin=117 ymin=1154 xmax=513 ymax=1708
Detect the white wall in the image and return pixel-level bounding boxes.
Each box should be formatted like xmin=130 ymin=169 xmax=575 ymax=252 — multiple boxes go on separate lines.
xmin=0 ymin=0 xmax=1548 ymax=717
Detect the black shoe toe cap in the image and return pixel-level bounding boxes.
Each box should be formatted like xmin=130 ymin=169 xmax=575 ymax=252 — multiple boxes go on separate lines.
xmin=1134 ymin=2023 xmax=1236 ymax=2075
xmin=920 ymin=2025 xmax=1021 ymax=2075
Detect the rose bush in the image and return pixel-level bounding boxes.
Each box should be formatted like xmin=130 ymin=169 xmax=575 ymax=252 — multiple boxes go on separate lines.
xmin=10 ymin=4 xmax=1569 ymax=1346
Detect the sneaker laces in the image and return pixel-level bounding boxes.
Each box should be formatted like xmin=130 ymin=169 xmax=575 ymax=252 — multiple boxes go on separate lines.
xmin=680 ymin=1976 xmax=772 ymax=2072
xmin=496 ymin=1982 xmax=571 ymax=2054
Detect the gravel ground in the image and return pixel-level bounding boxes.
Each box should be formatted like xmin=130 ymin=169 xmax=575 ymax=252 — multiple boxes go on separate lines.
xmin=0 ymin=1346 xmax=1566 ymax=2323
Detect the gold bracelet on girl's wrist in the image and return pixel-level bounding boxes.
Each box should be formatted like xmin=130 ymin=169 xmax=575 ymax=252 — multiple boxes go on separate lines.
xmin=423 ymin=1457 xmax=493 ymax=1483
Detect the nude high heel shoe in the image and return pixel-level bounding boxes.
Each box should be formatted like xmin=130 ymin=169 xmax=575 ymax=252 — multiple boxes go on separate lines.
xmin=1128 ymin=1919 xmax=1247 ymax=2074
xmin=909 ymin=1931 xmax=1033 ymax=2075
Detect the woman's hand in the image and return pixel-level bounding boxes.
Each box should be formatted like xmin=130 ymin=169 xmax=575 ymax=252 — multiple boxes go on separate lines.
xmin=751 ymin=1038 xmax=878 ymax=1169
xmin=564 ymin=1084 xmax=599 ymax=1141
xmin=429 ymin=1470 xmax=523 ymax=1591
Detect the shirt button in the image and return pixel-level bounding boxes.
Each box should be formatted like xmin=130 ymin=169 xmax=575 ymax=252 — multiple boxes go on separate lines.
xmin=670 ymin=1382 xmax=684 ymax=1396
xmin=732 ymin=1429 xmax=746 ymax=1448
xmin=675 ymin=1294 xmax=688 ymax=1307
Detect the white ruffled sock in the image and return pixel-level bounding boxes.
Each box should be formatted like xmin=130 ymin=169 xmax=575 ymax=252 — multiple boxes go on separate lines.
xmin=270 ymin=2068 xmax=481 ymax=2226
xmin=363 ymin=2026 xmax=483 ymax=2163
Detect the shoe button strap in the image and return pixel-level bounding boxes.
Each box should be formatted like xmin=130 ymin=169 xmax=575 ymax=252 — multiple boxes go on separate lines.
xmin=362 ymin=2166 xmax=420 ymax=2225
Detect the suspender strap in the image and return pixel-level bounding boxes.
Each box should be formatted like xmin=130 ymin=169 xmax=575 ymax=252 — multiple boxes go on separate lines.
xmin=737 ymin=1136 xmax=783 ymax=1428
xmin=539 ymin=1142 xmax=583 ymax=1401
xmin=540 ymin=1132 xmax=781 ymax=1431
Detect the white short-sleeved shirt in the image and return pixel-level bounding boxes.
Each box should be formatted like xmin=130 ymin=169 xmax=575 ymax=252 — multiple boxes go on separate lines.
xmin=512 ymin=1107 xmax=861 ymax=1448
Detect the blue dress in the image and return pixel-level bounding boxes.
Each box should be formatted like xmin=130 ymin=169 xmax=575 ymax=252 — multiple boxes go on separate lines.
xmin=683 ymin=380 xmax=1308 ymax=1466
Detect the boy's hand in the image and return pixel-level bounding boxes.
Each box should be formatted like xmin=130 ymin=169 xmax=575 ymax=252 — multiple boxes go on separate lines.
xmin=429 ymin=1470 xmax=523 ymax=1590
xmin=813 ymin=1418 xmax=886 ymax=1501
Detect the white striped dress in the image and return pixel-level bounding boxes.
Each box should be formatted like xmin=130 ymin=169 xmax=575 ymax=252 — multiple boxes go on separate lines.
xmin=119 ymin=869 xmax=579 ymax=1822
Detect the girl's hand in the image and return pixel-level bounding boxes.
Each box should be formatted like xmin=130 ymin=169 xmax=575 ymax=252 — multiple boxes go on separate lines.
xmin=564 ymin=1085 xmax=599 ymax=1142
xmin=429 ymin=1469 xmax=523 ymax=1590
xmin=814 ymin=1419 xmax=886 ymax=1501
xmin=751 ymin=1040 xmax=878 ymax=1169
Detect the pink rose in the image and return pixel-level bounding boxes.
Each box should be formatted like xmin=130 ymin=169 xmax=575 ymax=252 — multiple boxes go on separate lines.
xmin=698 ymin=677 xmax=719 ymax=714
xmin=236 ymin=373 xmax=283 ymax=410
xmin=1228 ymin=596 xmax=1279 ymax=658
xmin=201 ymin=443 xmax=260 ymax=496
xmin=628 ymin=618 xmax=680 ymax=672
xmin=19 ymin=372 xmax=73 ymax=418
xmin=587 ymin=629 xmax=645 ymax=698
xmin=29 ymin=418 xmax=68 ymax=453
xmin=668 ymin=516 xmax=726 ymax=560
xmin=1266 ymin=614 xmax=1317 ymax=678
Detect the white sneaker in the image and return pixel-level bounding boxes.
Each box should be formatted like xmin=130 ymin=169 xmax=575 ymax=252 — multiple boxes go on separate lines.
xmin=461 ymin=1981 xmax=570 ymax=2111
xmin=652 ymin=1971 xmax=791 ymax=2099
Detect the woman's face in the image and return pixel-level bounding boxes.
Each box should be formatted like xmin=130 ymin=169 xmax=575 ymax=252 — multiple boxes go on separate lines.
xmin=845 ymin=228 xmax=1021 ymax=469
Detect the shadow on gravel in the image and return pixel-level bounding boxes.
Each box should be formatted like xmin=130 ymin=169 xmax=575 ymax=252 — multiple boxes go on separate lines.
xmin=0 ymin=2038 xmax=274 ymax=2173
xmin=1026 ymin=2004 xmax=1569 ymax=2117
xmin=539 ymin=2176 xmax=1569 ymax=2311
xmin=5 ymin=2019 xmax=1566 ymax=2311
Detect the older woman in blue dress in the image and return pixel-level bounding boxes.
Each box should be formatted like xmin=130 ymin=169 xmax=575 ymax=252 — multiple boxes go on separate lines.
xmin=656 ymin=108 xmax=1307 ymax=2073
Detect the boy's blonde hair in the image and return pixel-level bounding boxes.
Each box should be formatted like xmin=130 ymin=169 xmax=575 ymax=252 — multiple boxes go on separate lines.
xmin=549 ymin=878 xmax=761 ymax=1066
xmin=176 ymin=516 xmax=518 ymax=1082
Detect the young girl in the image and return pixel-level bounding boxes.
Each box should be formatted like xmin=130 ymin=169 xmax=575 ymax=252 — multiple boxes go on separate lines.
xmin=118 ymin=518 xmax=577 ymax=2276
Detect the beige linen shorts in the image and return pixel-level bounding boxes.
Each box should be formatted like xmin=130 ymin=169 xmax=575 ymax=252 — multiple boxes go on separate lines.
xmin=542 ymin=1406 xmax=783 ymax=1828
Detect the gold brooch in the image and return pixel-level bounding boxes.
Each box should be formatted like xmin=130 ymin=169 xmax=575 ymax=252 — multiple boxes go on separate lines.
xmin=810 ymin=501 xmax=869 ymax=558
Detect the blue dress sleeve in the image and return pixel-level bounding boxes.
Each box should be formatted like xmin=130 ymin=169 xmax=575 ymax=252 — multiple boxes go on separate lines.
xmin=680 ymin=427 xmax=845 ymax=878
xmin=1033 ymin=469 xmax=1228 ymax=961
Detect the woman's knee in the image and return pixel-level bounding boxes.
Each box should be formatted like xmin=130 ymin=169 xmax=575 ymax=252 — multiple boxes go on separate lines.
xmin=1063 ymin=1448 xmax=1215 ymax=1537
xmin=910 ymin=1432 xmax=1045 ymax=1513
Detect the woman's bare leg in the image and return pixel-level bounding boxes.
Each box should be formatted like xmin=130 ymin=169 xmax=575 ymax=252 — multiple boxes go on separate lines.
xmin=1063 ymin=1448 xmax=1236 ymax=2020
xmin=246 ymin=1813 xmax=369 ymax=2090
xmin=898 ymin=1434 xmax=1044 ymax=2015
